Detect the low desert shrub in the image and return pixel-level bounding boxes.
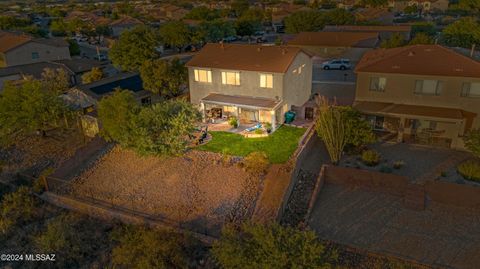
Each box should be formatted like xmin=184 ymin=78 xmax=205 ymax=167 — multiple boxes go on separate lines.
xmin=393 ymin=160 xmax=405 ymax=169
xmin=243 ymin=151 xmax=270 ymax=175
xmin=0 ymin=186 xmax=35 ymax=235
xmin=361 ymin=150 xmax=381 ymax=166
xmin=229 ymin=117 xmax=239 ymax=128
xmin=457 ymin=160 xmax=480 ymax=182
xmin=254 ymin=129 xmax=264 ymax=135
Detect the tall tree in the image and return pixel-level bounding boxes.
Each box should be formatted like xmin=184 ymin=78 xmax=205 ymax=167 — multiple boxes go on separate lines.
xmin=380 ymin=33 xmax=406 ymax=48
xmin=0 ymin=80 xmax=69 ymax=145
xmin=140 ymin=58 xmax=187 ymax=97
xmin=324 ymin=8 xmax=355 ymax=25
xmin=409 ymin=33 xmax=434 ymax=45
xmin=41 ymin=68 xmax=70 ymax=94
xmin=197 ymin=20 xmax=236 ymax=42
xmin=81 ymin=67 xmax=104 ymax=84
xmin=159 ymin=21 xmax=192 ymax=52
xmin=212 ymin=222 xmax=337 ymax=268
xmin=284 ymin=10 xmax=325 ymax=34
xmin=442 ymin=17 xmax=480 ymax=48
xmin=109 ymin=26 xmax=161 ymax=72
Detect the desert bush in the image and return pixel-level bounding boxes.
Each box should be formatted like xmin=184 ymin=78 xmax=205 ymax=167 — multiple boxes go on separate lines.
xmin=254 ymin=128 xmax=264 ymax=135
xmin=228 ymin=116 xmax=239 ymax=128
xmin=212 ymin=222 xmax=337 ymax=268
xmin=111 ymin=225 xmax=202 ymax=269
xmin=0 ymin=186 xmax=35 ymax=235
xmin=393 ymin=160 xmax=405 ymax=169
xmin=264 ymin=122 xmax=272 ymax=133
xmin=361 ymin=150 xmax=381 ymax=166
xmin=457 ymin=160 xmax=480 ymax=182
xmin=242 ymin=151 xmax=269 ymax=175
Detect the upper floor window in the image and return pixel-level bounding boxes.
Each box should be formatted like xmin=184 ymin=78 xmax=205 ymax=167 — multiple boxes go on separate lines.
xmin=260 ymin=73 xmax=273 ymax=88
xmin=31 ymin=52 xmax=39 ymax=59
xmin=461 ymin=82 xmax=480 ymax=97
xmin=221 ymin=71 xmax=240 ymax=86
xmin=194 ymin=69 xmax=212 ymax=83
xmin=369 ymin=77 xmax=387 ymax=92
xmin=414 ymin=80 xmax=443 ymax=95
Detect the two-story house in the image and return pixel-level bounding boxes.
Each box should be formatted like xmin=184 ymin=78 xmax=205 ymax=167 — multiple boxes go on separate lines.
xmin=186 ymin=43 xmax=313 ymax=130
xmin=0 ymin=31 xmax=70 ymax=67
xmin=353 ymin=45 xmax=480 ymax=149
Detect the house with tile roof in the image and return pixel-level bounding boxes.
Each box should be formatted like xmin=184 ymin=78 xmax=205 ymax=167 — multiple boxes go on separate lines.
xmin=109 ymin=16 xmax=144 ymax=37
xmin=353 ymin=44 xmax=480 ymax=149
xmin=0 ymin=31 xmax=70 ymax=67
xmin=288 ymin=31 xmax=380 ymax=60
xmin=186 ymin=43 xmax=313 ymax=130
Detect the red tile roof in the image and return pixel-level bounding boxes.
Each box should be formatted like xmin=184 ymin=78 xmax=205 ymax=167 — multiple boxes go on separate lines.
xmin=355 ymin=45 xmax=480 ymax=78
xmin=186 ymin=43 xmax=311 ymax=73
xmin=288 ymin=32 xmax=379 ymax=48
xmin=0 ymin=31 xmax=31 ymax=53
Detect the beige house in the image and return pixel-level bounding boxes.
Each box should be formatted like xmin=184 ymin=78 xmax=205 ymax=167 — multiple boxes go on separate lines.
xmin=0 ymin=31 xmax=70 ymax=67
xmin=288 ymin=31 xmax=379 ymax=61
xmin=354 ymin=45 xmax=480 ymax=149
xmin=186 ymin=43 xmax=313 ymax=130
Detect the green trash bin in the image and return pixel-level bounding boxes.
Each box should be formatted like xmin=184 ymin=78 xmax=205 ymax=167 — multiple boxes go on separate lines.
xmin=284 ymin=111 xmax=296 ymax=124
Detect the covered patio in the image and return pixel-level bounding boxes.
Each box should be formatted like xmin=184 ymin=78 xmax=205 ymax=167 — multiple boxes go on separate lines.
xmin=200 ymin=93 xmax=284 ymax=133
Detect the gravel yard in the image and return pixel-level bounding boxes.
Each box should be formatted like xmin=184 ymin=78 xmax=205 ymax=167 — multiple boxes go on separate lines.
xmin=69 ymin=147 xmax=260 ymax=235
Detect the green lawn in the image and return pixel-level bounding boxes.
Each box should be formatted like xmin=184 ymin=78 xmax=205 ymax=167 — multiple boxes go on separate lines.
xmin=197 ymin=125 xmax=306 ymax=163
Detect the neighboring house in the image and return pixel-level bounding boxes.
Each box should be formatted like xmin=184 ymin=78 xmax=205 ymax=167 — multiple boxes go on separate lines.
xmin=353 ymin=45 xmax=480 ymax=149
xmin=268 ymin=4 xmax=311 ymax=33
xmin=323 ymin=25 xmax=412 ymax=41
xmin=0 ymin=31 xmax=70 ymax=67
xmin=65 ymin=10 xmax=111 ymax=26
xmin=0 ymin=59 xmax=101 ymax=90
xmin=76 ymin=73 xmax=153 ymax=106
xmin=288 ymin=32 xmax=380 ymax=61
xmin=186 ymin=43 xmax=313 ymax=130
xmin=110 ymin=16 xmax=144 ymax=37
xmin=389 ymin=0 xmax=410 ymax=12
xmin=355 ymin=8 xmax=394 ymax=24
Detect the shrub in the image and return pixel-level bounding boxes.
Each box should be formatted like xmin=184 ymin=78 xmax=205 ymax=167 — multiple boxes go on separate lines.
xmin=361 ymin=150 xmax=381 ymax=166
xmin=0 ymin=186 xmax=35 ymax=235
xmin=229 ymin=117 xmax=239 ymax=128
xmin=243 ymin=151 xmax=270 ymax=175
xmin=254 ymin=128 xmax=264 ymax=135
xmin=264 ymin=122 xmax=272 ymax=133
xmin=393 ymin=160 xmax=405 ymax=169
xmin=457 ymin=160 xmax=480 ymax=182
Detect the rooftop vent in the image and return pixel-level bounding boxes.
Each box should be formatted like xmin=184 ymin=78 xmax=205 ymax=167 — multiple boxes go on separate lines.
xmin=454 ymin=68 xmax=463 ymax=72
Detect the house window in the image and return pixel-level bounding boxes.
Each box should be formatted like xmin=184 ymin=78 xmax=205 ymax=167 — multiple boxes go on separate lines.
xmin=260 ymin=73 xmax=273 ymax=88
xmin=369 ymin=77 xmax=387 ymax=92
xmin=221 ymin=71 xmax=240 ymax=85
xmin=461 ymin=82 xmax=480 ymax=97
xmin=414 ymin=80 xmax=443 ymax=95
xmin=31 ymin=52 xmax=39 ymax=59
xmin=194 ymin=69 xmax=212 ymax=83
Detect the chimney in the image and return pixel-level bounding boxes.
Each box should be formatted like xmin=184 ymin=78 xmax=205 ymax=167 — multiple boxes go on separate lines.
xmin=471 ymin=44 xmax=476 ymax=58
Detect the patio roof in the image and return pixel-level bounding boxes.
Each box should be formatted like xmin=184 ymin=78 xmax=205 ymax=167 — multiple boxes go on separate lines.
xmin=354 ymin=101 xmax=476 ymax=121
xmin=201 ymin=93 xmax=281 ymax=110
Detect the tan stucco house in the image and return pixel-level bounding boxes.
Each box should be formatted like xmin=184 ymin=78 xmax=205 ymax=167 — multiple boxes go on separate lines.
xmin=186 ymin=43 xmax=313 ymax=130
xmin=354 ymin=45 xmax=480 ymax=149
xmin=288 ymin=32 xmax=380 ymax=61
xmin=0 ymin=31 xmax=70 ymax=67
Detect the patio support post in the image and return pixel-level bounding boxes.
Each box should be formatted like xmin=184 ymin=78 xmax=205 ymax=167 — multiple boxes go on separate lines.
xmin=235 ymin=106 xmax=239 ymax=118
xmin=397 ymin=117 xmax=405 ymax=142
xmin=200 ymin=102 xmax=206 ymax=123
xmin=270 ymin=110 xmax=276 ymax=130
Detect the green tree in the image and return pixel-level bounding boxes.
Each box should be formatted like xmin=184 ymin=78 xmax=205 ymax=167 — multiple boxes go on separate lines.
xmin=235 ymin=19 xmax=260 ymax=36
xmin=324 ymin=8 xmax=355 ymax=25
xmin=404 ymin=4 xmax=419 ymax=14
xmin=41 ymin=68 xmax=70 ymax=94
xmin=0 ymin=80 xmax=69 ymax=145
xmin=197 ymin=19 xmax=236 ymax=42
xmin=140 ymin=58 xmax=187 ymax=97
xmin=442 ymin=17 xmax=480 ymax=48
xmin=212 ymin=222 xmax=337 ymax=268
xmin=464 ymin=129 xmax=480 ymax=157
xmin=110 ymin=26 xmax=161 ymax=71
xmin=454 ymin=0 xmax=480 ymax=14
xmin=362 ymin=0 xmax=388 ymax=7
xmin=409 ymin=32 xmax=434 ymax=45
xmin=81 ymin=67 xmax=104 ymax=84
xmin=97 ymin=90 xmax=139 ymax=146
xmin=50 ymin=19 xmax=68 ymax=36
xmin=111 ymin=226 xmax=197 ymax=269
xmin=285 ymin=10 xmax=325 ymax=34
xmin=0 ymin=187 xmax=35 ymax=235
xmin=185 ymin=6 xmax=221 ymax=21
xmin=337 ymin=106 xmax=375 ymax=149
xmin=411 ymin=22 xmax=436 ymax=37
xmin=231 ymin=0 xmax=250 ymax=17
xmin=67 ymin=39 xmax=80 ymax=56
xmin=159 ymin=21 xmax=192 ymax=52
xmin=380 ymin=33 xmax=406 ymax=48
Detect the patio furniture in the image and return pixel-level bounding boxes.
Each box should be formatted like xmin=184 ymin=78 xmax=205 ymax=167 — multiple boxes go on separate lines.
xmin=245 ymin=123 xmax=262 ymax=132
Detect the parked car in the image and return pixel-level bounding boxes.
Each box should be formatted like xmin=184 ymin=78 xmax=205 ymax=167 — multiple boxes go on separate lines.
xmin=321 ymin=59 xmax=352 ymax=70
xmin=222 ymin=36 xmax=237 ymax=42
xmin=93 ymin=54 xmax=107 ymax=61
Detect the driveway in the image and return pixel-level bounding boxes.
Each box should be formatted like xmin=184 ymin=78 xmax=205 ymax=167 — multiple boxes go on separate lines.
xmin=313 ymin=65 xmax=356 ymax=83
xmin=309 ymin=184 xmax=480 ymax=269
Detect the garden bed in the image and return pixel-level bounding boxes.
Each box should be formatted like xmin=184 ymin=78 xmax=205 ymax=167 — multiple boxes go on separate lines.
xmin=197 ymin=125 xmax=306 ymax=163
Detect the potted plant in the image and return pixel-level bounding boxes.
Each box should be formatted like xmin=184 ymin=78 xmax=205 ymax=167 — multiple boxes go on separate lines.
xmin=264 ymin=122 xmax=272 ymax=133
xmin=229 ymin=116 xmax=239 ymax=128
